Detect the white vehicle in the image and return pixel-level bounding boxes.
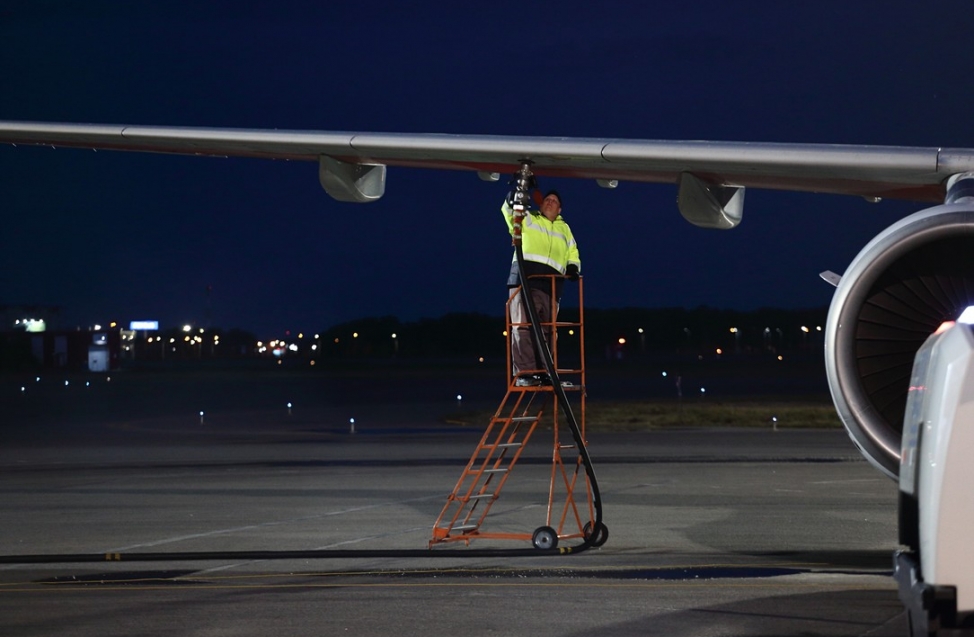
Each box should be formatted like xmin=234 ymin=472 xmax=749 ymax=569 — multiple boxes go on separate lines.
xmin=897 ymin=310 xmax=974 ymax=636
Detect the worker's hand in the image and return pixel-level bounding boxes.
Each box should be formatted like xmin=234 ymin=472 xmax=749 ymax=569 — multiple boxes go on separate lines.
xmin=566 ymin=264 xmax=580 ymax=282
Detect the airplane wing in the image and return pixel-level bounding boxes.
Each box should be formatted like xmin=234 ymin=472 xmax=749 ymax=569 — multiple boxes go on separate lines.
xmin=2 ymin=121 xmax=973 ymax=228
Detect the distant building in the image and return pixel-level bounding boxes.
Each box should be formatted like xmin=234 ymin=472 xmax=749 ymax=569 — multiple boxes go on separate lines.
xmin=0 ymin=306 xmax=121 ymax=371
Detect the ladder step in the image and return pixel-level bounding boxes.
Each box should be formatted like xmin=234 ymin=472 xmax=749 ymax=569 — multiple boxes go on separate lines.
xmin=451 ymin=524 xmax=479 ymax=531
xmin=495 ymin=442 xmax=522 ymax=448
xmin=481 ymin=468 xmax=508 ymax=474
xmin=467 ymin=493 xmax=494 ymax=500
xmin=509 ymin=416 xmax=537 ymax=422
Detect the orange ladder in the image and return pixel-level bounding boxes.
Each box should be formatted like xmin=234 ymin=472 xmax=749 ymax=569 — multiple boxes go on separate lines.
xmin=429 ymin=276 xmax=595 ymax=549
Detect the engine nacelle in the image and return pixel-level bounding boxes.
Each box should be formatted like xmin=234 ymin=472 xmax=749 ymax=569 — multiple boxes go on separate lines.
xmin=825 ymin=203 xmax=974 ymax=478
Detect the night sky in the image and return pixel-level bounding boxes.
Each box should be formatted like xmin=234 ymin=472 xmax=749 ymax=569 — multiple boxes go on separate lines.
xmin=2 ymin=2 xmax=973 ymax=338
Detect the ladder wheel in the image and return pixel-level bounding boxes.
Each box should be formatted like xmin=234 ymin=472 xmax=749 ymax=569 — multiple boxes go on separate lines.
xmin=532 ymin=526 xmax=558 ymax=550
xmin=583 ymin=521 xmax=609 ymax=547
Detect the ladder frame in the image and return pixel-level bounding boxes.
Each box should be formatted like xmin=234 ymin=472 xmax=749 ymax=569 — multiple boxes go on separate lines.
xmin=430 ymin=275 xmax=594 ymax=547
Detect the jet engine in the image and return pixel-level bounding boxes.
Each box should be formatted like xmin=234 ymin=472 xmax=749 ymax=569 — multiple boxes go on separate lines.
xmin=825 ymin=203 xmax=974 ymax=478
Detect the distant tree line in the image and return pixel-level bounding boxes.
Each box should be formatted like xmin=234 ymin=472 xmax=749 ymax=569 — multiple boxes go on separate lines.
xmin=0 ymin=306 xmax=830 ymax=372
xmin=315 ymin=306 xmax=830 ymax=360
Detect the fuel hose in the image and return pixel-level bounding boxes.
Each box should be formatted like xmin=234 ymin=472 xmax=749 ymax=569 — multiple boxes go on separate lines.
xmin=514 ymin=229 xmax=605 ymax=552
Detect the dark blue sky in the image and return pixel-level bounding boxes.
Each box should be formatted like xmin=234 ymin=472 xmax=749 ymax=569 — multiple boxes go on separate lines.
xmin=2 ymin=2 xmax=973 ymax=337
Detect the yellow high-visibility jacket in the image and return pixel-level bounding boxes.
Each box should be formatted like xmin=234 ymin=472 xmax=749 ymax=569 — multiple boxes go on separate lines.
xmin=502 ymin=200 xmax=581 ymax=291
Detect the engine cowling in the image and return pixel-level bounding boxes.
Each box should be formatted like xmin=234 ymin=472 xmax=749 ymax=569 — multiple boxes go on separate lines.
xmin=825 ymin=203 xmax=974 ymax=478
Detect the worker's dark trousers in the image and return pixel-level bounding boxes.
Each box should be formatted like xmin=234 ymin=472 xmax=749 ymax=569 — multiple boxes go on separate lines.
xmin=509 ymin=286 xmax=557 ymax=377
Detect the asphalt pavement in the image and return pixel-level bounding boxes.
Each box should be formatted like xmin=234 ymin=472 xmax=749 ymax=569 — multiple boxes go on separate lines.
xmin=0 ymin=364 xmax=907 ymax=636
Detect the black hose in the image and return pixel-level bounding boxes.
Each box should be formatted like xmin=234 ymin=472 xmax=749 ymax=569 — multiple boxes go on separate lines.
xmin=515 ymin=244 xmax=604 ymax=552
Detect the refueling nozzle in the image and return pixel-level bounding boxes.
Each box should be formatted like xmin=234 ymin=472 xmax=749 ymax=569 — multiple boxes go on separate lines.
xmin=510 ymin=161 xmax=534 ymax=245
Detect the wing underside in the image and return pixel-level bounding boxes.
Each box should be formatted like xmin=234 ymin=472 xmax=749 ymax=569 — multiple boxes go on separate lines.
xmin=1 ymin=121 xmax=972 ymax=204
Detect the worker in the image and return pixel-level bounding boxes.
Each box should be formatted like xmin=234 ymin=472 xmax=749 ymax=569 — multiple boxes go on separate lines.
xmin=502 ymin=188 xmax=581 ymax=386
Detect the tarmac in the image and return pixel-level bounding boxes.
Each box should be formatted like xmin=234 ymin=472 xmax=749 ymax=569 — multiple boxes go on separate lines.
xmin=0 ymin=362 xmax=908 ymax=636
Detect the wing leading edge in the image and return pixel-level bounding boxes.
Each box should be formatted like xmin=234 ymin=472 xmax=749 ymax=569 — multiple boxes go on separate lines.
xmin=2 ymin=120 xmax=973 ymax=211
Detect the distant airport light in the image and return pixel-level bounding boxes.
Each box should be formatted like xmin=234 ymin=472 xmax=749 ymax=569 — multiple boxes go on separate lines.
xmin=502 ymin=330 xmax=508 ymax=337
xmin=93 ymin=324 xmax=102 ymax=331
xmin=298 ymin=333 xmax=303 ymax=339
xmin=353 ymin=332 xmax=359 ymax=338
xmin=314 ymin=334 xmax=320 ymax=339
xmin=568 ymin=329 xmax=574 ymax=336
xmin=334 ymin=338 xmax=340 ymax=343
xmin=19 ymin=318 xmax=46 ymax=332
xmin=130 ymin=320 xmax=159 ymax=331
xmin=618 ymin=337 xmax=626 ymax=345
xmin=638 ymin=328 xmax=644 ymax=334
xmin=662 ymin=371 xmax=668 ymax=377
xmin=183 ymin=325 xmax=192 ymax=332
xmin=310 ymin=360 xmax=315 ymax=366
xmin=64 ymin=381 xmax=69 ymax=387
xmin=479 ymin=357 xmax=484 ymax=363
xmin=801 ymin=326 xmax=809 ymax=333
xmin=700 ymin=387 xmax=706 ymax=394
xmin=456 ymin=394 xmax=462 ymax=402
xmin=110 ymin=322 xmax=117 ymax=328
xmin=729 ymin=327 xmax=738 ymax=333
xmin=716 ymin=348 xmax=722 ymax=355
xmin=777 ymin=355 xmax=784 ymax=361
xmin=958 ymin=306 xmax=974 ymax=324
xmin=391 ymin=333 xmax=397 ymax=339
